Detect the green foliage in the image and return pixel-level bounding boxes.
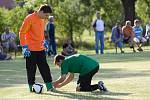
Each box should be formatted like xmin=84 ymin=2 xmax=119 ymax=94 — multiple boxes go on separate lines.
xmin=0 ymin=8 xmax=7 ymax=34
xmin=53 ymin=0 xmax=149 ymax=48
xmin=54 ymin=0 xmax=93 ymax=42
xmin=102 ymin=0 xmax=124 ymax=28
xmin=0 ymin=7 xmax=27 ymax=34
xmin=0 ymin=0 xmax=150 ymax=49
xmin=7 ymin=7 xmax=27 ymax=34
xmin=136 ymin=0 xmax=150 ymax=23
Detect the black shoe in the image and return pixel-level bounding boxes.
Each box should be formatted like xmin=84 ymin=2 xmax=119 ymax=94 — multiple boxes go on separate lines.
xmin=121 ymin=51 xmax=124 ymax=53
xmin=98 ymin=81 xmax=108 ymax=92
xmin=137 ymin=48 xmax=143 ymax=52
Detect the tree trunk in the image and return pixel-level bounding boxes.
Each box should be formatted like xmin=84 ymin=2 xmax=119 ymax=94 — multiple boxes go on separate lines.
xmin=121 ymin=0 xmax=136 ymax=25
xmin=68 ymin=18 xmax=73 ymax=42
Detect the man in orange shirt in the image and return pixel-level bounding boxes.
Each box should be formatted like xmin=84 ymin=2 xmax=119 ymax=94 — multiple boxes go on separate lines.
xmin=19 ymin=4 xmax=54 ymax=92
xmin=122 ymin=21 xmax=136 ymax=52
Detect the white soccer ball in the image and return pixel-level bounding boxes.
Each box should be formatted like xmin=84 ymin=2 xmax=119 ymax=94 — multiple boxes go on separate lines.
xmin=32 ymin=83 xmax=43 ymax=94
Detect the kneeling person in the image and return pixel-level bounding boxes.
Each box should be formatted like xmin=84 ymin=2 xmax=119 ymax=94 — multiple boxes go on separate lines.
xmin=53 ymin=54 xmax=107 ymax=92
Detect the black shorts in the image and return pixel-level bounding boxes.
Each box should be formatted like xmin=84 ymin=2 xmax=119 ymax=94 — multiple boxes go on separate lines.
xmin=77 ymin=66 xmax=99 ymax=85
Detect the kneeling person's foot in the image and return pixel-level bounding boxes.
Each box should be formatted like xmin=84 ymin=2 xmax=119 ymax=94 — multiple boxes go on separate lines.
xmin=98 ymin=81 xmax=108 ymax=92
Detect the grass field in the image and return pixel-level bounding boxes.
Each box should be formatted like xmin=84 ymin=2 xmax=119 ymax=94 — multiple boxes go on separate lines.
xmin=0 ymin=46 xmax=150 ymax=100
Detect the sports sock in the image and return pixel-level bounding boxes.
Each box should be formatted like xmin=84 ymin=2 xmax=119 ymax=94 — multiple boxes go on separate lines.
xmin=45 ymin=82 xmax=53 ymax=91
xmin=29 ymin=84 xmax=33 ymax=92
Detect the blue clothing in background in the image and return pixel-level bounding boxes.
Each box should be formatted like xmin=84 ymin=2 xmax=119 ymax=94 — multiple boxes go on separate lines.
xmin=95 ymin=31 xmax=104 ymax=54
xmin=46 ymin=22 xmax=57 ymax=55
xmin=111 ymin=26 xmax=123 ymax=48
xmin=133 ymin=26 xmax=143 ymax=39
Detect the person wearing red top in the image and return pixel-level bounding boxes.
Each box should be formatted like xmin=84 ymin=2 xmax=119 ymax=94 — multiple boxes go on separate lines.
xmin=19 ymin=4 xmax=54 ymax=92
xmin=122 ymin=21 xmax=136 ymax=52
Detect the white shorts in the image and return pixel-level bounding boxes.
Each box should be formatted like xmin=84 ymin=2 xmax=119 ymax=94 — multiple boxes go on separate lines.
xmin=133 ymin=37 xmax=147 ymax=43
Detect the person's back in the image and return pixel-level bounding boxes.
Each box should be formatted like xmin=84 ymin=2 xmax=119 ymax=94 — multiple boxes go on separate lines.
xmin=61 ymin=54 xmax=99 ymax=76
xmin=111 ymin=25 xmax=122 ymax=42
xmin=111 ymin=24 xmax=124 ymax=53
xmin=53 ymin=54 xmax=108 ymax=92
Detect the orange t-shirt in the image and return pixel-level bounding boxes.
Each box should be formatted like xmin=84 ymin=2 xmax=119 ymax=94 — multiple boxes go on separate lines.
xmin=122 ymin=25 xmax=134 ymax=38
xmin=19 ymin=12 xmax=45 ymax=51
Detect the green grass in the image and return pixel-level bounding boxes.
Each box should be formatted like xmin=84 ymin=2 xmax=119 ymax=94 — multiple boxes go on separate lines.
xmin=0 ymin=46 xmax=150 ymax=100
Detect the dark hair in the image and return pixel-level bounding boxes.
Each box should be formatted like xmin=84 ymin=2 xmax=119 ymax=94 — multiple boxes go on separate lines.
xmin=62 ymin=43 xmax=69 ymax=49
xmin=28 ymin=9 xmax=34 ymax=14
xmin=54 ymin=54 xmax=65 ymax=65
xmin=39 ymin=4 xmax=52 ymax=13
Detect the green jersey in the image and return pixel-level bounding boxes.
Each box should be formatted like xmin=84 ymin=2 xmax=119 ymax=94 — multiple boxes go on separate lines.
xmin=61 ymin=54 xmax=99 ymax=76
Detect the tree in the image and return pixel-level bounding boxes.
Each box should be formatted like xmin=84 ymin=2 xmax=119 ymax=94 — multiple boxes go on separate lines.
xmin=143 ymin=0 xmax=150 ymax=18
xmin=0 ymin=8 xmax=7 ymax=34
xmin=136 ymin=0 xmax=150 ymax=23
xmin=121 ymin=0 xmax=137 ymax=25
xmin=54 ymin=0 xmax=93 ymax=42
xmin=101 ymin=0 xmax=123 ymax=28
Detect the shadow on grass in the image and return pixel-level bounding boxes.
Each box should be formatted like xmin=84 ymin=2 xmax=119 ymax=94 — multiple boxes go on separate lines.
xmin=0 ymin=50 xmax=150 ymax=89
xmin=1 ymin=68 xmax=149 ymax=88
xmin=88 ymin=51 xmax=150 ymax=63
xmin=42 ymin=90 xmax=131 ymax=100
xmin=95 ymin=68 xmax=150 ymax=79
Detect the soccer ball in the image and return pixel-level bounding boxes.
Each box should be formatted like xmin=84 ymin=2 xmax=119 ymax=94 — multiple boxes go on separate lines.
xmin=32 ymin=83 xmax=43 ymax=94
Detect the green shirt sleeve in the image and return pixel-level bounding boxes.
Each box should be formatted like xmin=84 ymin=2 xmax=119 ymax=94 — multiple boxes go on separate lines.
xmin=61 ymin=61 xmax=69 ymax=75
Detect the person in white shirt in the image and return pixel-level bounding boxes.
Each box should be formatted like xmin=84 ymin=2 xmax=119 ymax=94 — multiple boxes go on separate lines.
xmin=92 ymin=11 xmax=105 ymax=54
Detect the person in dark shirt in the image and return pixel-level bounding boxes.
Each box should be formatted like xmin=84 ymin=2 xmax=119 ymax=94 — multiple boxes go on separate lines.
xmin=46 ymin=16 xmax=57 ymax=56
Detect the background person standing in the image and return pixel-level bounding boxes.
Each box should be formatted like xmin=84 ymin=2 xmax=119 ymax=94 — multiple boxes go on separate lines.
xmin=92 ymin=11 xmax=105 ymax=54
xmin=46 ymin=16 xmax=57 ymax=56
